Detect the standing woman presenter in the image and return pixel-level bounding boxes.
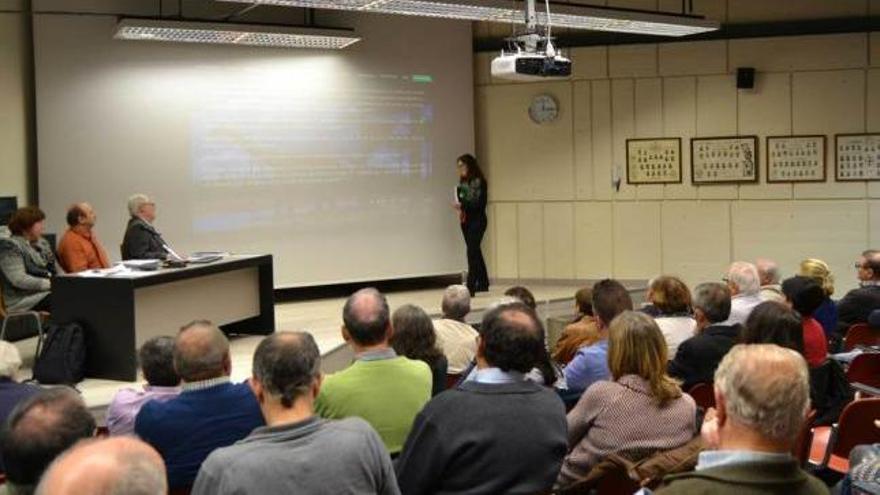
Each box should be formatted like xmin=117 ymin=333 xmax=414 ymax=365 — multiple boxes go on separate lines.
xmin=454 ymin=154 xmax=489 ymax=296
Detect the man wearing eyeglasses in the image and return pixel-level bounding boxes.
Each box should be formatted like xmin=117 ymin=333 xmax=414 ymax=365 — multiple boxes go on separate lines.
xmin=121 ymin=194 xmax=169 ymax=261
xmin=836 ymin=249 xmax=880 ymax=334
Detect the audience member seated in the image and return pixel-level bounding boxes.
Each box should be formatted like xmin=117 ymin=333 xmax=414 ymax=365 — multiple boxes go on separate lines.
xmin=0 ymin=207 xmax=57 ymax=312
xmin=56 ymin=202 xmax=110 ymax=273
xmin=315 ymin=288 xmax=431 ymax=454
xmin=756 ymin=258 xmax=785 ymax=303
xmin=504 ymin=285 xmax=536 ymax=310
xmin=837 ymin=427 xmax=880 ymax=495
xmin=836 ymin=249 xmax=880 ymax=334
xmin=395 ymin=302 xmax=567 ymax=494
xmin=722 ymin=261 xmax=762 ymax=326
xmin=193 ymin=332 xmax=399 ymax=495
xmin=1 ymin=388 xmax=96 ymax=495
xmin=391 ymin=304 xmax=448 ymax=396
xmin=667 ymin=282 xmax=740 ymax=390
xmin=743 ymin=302 xmax=848 ymax=425
xmin=0 ymin=342 xmax=40 ymax=472
xmin=553 ymin=287 xmax=600 ymax=366
xmin=134 ymin=320 xmax=264 ymax=490
xmin=655 ymin=344 xmax=827 ymax=494
xmin=563 ymin=279 xmax=633 ymax=393
xmin=799 ymin=258 xmax=838 ymax=337
xmin=106 ymin=336 xmax=180 ymax=436
xmin=781 ymin=276 xmax=828 ymax=367
xmin=35 ymin=437 xmax=166 ymax=495
xmin=649 ymin=276 xmax=697 ymax=358
xmin=557 ymin=311 xmax=697 ymax=489
xmin=432 ymin=285 xmax=479 ymax=375
xmin=121 ymin=194 xmax=168 ymax=260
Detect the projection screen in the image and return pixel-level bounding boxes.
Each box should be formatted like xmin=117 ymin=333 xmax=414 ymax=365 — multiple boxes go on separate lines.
xmin=35 ymin=12 xmax=474 ymax=287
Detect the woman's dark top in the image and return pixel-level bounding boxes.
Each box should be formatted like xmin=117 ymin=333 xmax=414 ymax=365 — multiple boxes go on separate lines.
xmin=457 ymin=178 xmax=487 ymax=222
xmin=429 ymin=355 xmax=449 ymax=397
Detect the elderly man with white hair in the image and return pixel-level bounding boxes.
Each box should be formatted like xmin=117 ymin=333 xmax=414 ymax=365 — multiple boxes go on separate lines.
xmin=121 ymin=193 xmax=168 ymax=260
xmin=756 ymin=258 xmax=785 ymax=303
xmin=432 ymin=285 xmax=479 ymax=375
xmin=655 ymin=344 xmax=827 ymax=494
xmin=722 ymin=261 xmax=763 ymax=327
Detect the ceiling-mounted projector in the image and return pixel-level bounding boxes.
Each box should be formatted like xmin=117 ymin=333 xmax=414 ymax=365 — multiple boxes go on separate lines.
xmin=491 ymin=0 xmax=571 ymax=81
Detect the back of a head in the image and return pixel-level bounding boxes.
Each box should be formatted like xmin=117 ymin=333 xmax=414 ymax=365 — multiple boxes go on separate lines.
xmin=252 ymin=332 xmax=321 ymax=408
xmin=649 ymin=276 xmax=692 ymax=315
xmin=755 ymin=258 xmax=780 ymax=286
xmin=607 ymin=311 xmax=681 ymax=405
xmin=692 ymin=282 xmax=731 ymax=324
xmin=36 ymin=437 xmax=166 ymax=495
xmin=441 ymin=284 xmax=471 ymax=320
xmin=742 ymin=301 xmax=804 ymax=354
xmin=726 ymin=261 xmax=761 ymax=295
xmin=173 ymin=320 xmax=229 ymax=383
xmin=390 ymin=305 xmax=441 ymax=365
xmin=781 ymin=276 xmax=825 ymax=318
xmin=591 ymin=279 xmax=634 ymax=325
xmin=504 ymin=286 xmax=536 ymax=310
xmin=342 ymin=288 xmax=390 ymax=346
xmin=138 ymin=336 xmax=179 ymax=387
xmin=7 ymin=206 xmax=45 ymax=237
xmin=574 ymin=287 xmax=593 ymax=316
xmin=0 ymin=340 xmax=23 ymax=379
xmin=479 ymin=302 xmax=544 ymax=373
xmin=715 ymin=344 xmax=810 ymax=447
xmin=2 ymin=388 xmax=96 ymax=489
xmin=65 ymin=204 xmax=86 ymax=228
xmin=864 ymin=250 xmax=880 ymax=280
xmin=799 ymin=258 xmax=835 ymax=297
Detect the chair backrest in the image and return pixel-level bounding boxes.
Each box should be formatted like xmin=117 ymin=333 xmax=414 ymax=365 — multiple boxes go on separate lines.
xmin=846 ymin=353 xmax=880 ymax=389
xmin=687 ymin=383 xmax=715 ymax=410
xmin=792 ymin=409 xmax=817 ymax=467
xmin=844 ymin=324 xmax=879 ymax=352
xmin=444 ymin=373 xmax=461 ymax=390
xmin=832 ymin=398 xmax=880 ymax=460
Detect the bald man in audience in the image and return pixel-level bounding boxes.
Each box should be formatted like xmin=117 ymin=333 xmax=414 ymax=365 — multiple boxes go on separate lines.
xmin=134 ymin=320 xmax=264 ymax=490
xmin=1 ymin=388 xmax=96 ymax=495
xmin=656 ymin=344 xmax=827 ymax=494
xmin=35 ymin=437 xmax=166 ymax=495
xmin=57 ymin=202 xmax=111 ymax=273
xmin=836 ymin=249 xmax=880 ymax=334
xmin=315 ymin=288 xmax=431 ymax=454
xmin=756 ymin=258 xmax=785 ymax=303
xmin=722 ymin=261 xmax=763 ymax=327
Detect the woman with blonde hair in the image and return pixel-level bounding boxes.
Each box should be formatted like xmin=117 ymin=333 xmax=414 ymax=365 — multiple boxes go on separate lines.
xmin=555 ymin=311 xmax=697 ymax=489
xmin=799 ymin=258 xmax=838 ymax=337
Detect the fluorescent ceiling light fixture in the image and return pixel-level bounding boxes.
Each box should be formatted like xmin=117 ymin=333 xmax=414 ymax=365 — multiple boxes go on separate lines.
xmin=219 ymin=0 xmax=719 ymax=37
xmin=114 ymin=18 xmax=360 ymax=49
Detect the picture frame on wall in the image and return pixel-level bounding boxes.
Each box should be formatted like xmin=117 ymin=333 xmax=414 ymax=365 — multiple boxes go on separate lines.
xmin=766 ymin=135 xmax=826 ymax=183
xmin=690 ymin=136 xmax=759 ymax=184
xmin=835 ymin=133 xmax=880 ymax=181
xmin=625 ymin=138 xmax=682 ymax=185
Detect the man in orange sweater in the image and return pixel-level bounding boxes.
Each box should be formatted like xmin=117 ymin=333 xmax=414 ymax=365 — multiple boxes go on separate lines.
xmin=57 ymin=203 xmax=111 ymax=273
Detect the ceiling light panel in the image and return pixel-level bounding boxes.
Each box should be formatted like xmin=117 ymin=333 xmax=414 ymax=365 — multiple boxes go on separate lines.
xmin=115 ymin=19 xmax=361 ymax=49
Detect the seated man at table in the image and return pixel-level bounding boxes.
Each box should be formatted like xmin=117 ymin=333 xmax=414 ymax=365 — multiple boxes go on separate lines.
xmin=57 ymin=202 xmax=111 ymax=273
xmin=121 ymin=193 xmax=168 ymax=260
xmin=315 ymin=288 xmax=432 ymax=454
xmin=135 ymin=320 xmax=264 ymax=490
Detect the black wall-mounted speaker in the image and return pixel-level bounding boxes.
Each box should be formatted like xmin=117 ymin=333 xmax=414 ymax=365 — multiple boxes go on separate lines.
xmin=737 ymin=67 xmax=755 ymax=89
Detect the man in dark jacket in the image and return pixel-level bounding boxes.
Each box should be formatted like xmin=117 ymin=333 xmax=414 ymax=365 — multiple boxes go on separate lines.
xmin=395 ymin=302 xmax=567 ymax=494
xmin=657 ymin=344 xmax=827 ymax=495
xmin=836 ymin=249 xmax=880 ymax=334
xmin=667 ymin=282 xmax=740 ymax=390
xmin=121 ymin=193 xmax=168 ymax=260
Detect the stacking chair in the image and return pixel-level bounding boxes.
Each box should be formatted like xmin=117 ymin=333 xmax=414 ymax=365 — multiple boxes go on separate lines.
xmin=844 ymin=324 xmax=880 ymax=352
xmin=809 ymin=398 xmax=880 ymax=473
xmin=847 ymin=353 xmax=880 ymax=389
xmin=686 ymin=383 xmax=715 ymax=410
xmin=0 ymin=286 xmax=44 ymax=359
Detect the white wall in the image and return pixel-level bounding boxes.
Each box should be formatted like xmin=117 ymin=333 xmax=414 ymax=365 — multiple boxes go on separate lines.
xmin=475 ymin=32 xmax=880 ymax=294
xmin=0 ymin=9 xmax=31 ymax=203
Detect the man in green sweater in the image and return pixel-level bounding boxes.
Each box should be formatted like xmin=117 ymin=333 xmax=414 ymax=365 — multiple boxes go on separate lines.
xmin=656 ymin=344 xmax=828 ymax=495
xmin=315 ymin=288 xmax=431 ymax=454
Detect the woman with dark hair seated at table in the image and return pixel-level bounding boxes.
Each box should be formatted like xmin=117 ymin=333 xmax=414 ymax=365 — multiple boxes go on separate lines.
xmin=0 ymin=206 xmax=58 ymax=312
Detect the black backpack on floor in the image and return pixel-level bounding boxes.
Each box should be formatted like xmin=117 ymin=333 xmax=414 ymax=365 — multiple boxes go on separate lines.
xmin=33 ymin=322 xmax=86 ymax=385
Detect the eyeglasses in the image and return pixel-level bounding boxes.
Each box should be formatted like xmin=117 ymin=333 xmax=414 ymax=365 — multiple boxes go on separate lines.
xmin=855 ymin=262 xmax=866 ymax=269
xmin=721 ymin=277 xmax=730 ymax=283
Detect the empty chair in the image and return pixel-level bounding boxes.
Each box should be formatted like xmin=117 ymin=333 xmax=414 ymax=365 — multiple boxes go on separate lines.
xmin=809 ymin=398 xmax=880 ymax=473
